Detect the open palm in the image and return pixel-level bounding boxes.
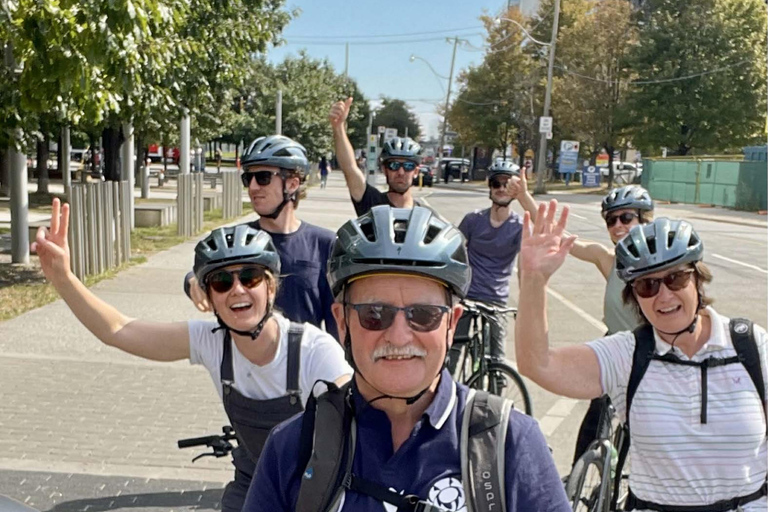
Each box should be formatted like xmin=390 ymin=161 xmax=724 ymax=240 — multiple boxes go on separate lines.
xmin=519 ymin=200 xmax=577 ymax=281
xmin=31 ymin=198 xmax=71 ymax=283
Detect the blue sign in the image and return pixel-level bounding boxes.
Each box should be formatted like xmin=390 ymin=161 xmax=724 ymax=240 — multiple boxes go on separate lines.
xmin=582 ymin=165 xmax=601 ymax=187
xmin=559 ymin=140 xmax=579 ymax=174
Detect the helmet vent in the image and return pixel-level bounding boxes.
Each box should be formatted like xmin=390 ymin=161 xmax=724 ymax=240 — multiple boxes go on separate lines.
xmin=356 ymin=258 xmax=442 ymax=268
xmin=393 ymin=220 xmax=408 ymax=243
xmin=627 ymin=243 xmax=640 ymax=258
xmin=225 ymin=233 xmax=234 ymax=248
xmin=647 ymin=237 xmax=657 ymax=255
xmin=206 ymin=239 xmax=218 ymax=251
xmin=424 ymin=225 xmax=441 ymax=245
xmin=451 ymin=246 xmax=467 ymax=264
xmin=359 ymin=219 xmax=376 ymax=242
xmin=245 ymin=233 xmax=255 ymax=246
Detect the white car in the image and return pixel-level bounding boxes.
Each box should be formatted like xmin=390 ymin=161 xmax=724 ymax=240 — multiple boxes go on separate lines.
xmin=600 ymin=162 xmax=642 ymax=184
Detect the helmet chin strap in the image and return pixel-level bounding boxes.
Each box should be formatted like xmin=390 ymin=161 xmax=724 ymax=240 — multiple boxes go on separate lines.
xmin=211 ymin=302 xmax=274 ymax=340
xmin=260 ymin=172 xmax=297 ymax=220
xmin=655 ymin=294 xmax=704 ymax=347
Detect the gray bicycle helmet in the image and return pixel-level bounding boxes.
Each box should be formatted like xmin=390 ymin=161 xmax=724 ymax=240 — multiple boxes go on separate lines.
xmin=194 ymin=225 xmax=281 ymax=291
xmin=380 ymin=137 xmax=422 ymax=164
xmin=488 ymin=160 xmax=520 ymax=180
xmin=601 ymin=185 xmax=654 ymax=217
xmin=241 ymin=135 xmax=310 ymax=174
xmin=615 ymin=218 xmax=703 ymax=282
xmin=328 ymin=206 xmax=470 ymax=298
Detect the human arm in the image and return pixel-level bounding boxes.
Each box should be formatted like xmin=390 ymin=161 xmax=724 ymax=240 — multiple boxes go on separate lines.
xmin=33 ymin=199 xmax=191 ymax=362
xmin=184 ymin=271 xmax=212 ymax=312
xmin=329 ymin=97 xmax=367 ymax=201
xmin=568 ymin=239 xmax=615 ymax=279
xmin=514 ymin=200 xmax=603 ymax=400
xmin=506 ymin=171 xmax=539 ymax=220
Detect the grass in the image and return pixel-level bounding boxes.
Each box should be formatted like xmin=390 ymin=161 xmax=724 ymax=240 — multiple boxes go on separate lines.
xmin=0 ymin=201 xmax=252 ymax=322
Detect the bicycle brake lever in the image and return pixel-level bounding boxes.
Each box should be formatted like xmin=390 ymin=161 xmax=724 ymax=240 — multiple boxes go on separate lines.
xmin=191 ymin=452 xmax=215 ymax=463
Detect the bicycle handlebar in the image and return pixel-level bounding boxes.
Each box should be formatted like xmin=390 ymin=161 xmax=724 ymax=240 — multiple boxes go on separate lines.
xmin=460 ymin=299 xmax=517 ymax=317
xmin=178 ymin=426 xmax=238 ymax=462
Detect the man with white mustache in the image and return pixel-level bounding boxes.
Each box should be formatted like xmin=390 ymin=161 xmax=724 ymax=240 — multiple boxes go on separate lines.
xmin=243 ymin=206 xmax=570 ymax=512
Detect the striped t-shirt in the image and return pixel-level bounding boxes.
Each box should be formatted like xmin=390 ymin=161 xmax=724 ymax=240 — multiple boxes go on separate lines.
xmin=588 ymin=307 xmax=767 ymax=511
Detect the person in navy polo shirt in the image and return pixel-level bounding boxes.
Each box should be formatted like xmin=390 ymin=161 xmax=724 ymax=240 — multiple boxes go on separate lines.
xmin=243 ymin=206 xmax=570 ymax=512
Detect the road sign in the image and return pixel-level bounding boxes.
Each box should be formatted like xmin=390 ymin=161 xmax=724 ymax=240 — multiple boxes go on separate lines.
xmin=582 ymin=165 xmax=601 ymax=187
xmin=560 ymin=140 xmax=580 ymax=153
xmin=539 ymin=116 xmax=553 ymax=133
xmin=384 ymin=128 xmax=398 ymax=141
xmin=596 ymin=153 xmax=609 ymax=167
xmin=377 ymin=126 xmax=386 ymax=135
xmin=558 ymin=140 xmax=579 ymax=175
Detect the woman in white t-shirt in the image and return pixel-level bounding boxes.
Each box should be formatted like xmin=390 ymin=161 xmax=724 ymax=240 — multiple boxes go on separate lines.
xmin=33 ymin=199 xmax=352 ymax=512
xmin=515 ymin=201 xmax=766 ymax=512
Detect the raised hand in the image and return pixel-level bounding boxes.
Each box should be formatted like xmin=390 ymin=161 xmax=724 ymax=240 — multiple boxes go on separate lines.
xmin=505 ymin=171 xmax=527 ymax=199
xmin=31 ymin=198 xmax=72 ymax=284
xmin=519 ymin=199 xmax=577 ymax=282
xmin=329 ymin=97 xmax=353 ymax=129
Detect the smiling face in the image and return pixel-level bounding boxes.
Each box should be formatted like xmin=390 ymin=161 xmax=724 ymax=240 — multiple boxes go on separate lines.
xmin=207 ymin=264 xmax=275 ymax=332
xmin=244 ymin=165 xmax=299 ymax=216
xmin=633 ymin=264 xmax=699 ymax=333
xmin=605 ymin=208 xmax=642 ymax=244
xmin=332 ymin=275 xmax=462 ymax=398
xmin=381 ymin=158 xmax=417 ymax=194
xmin=489 ymin=175 xmax=513 ymax=206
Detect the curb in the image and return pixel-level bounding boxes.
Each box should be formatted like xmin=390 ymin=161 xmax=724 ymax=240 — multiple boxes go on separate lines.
xmin=689 ymin=215 xmax=767 ymax=229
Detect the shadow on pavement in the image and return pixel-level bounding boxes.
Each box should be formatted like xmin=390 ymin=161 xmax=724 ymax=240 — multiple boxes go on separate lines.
xmin=46 ymin=489 xmax=223 ymax=512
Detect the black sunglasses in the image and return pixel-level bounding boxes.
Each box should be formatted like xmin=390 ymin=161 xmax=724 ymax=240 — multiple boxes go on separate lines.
xmin=384 ymin=160 xmax=418 ymax=172
xmin=241 ymin=170 xmax=281 ymax=187
xmin=605 ymin=212 xmax=639 ymax=228
xmin=632 ymin=269 xmax=695 ymax=299
xmin=490 ymin=178 xmax=509 ymax=189
xmin=346 ymin=303 xmax=450 ymax=332
xmin=206 ymin=266 xmax=268 ymax=294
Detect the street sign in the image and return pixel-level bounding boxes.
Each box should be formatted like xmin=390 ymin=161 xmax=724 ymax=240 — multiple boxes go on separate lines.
xmin=384 ymin=128 xmax=398 ymax=141
xmin=582 ymin=165 xmax=601 ymax=187
xmin=539 ymin=116 xmax=553 ymax=133
xmin=377 ymin=126 xmax=386 ymax=135
xmin=558 ymin=140 xmax=579 ymax=175
xmin=596 ymin=153 xmax=609 ymax=167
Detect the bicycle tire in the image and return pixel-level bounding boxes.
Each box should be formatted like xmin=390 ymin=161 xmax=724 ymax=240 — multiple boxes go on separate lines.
xmin=465 ymin=361 xmax=533 ymax=416
xmin=565 ymin=446 xmax=607 ymax=512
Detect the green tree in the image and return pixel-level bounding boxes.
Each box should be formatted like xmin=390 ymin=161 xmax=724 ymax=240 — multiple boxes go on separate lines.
xmin=373 ymin=97 xmax=421 ymax=140
xmin=627 ymin=0 xmax=767 ymax=155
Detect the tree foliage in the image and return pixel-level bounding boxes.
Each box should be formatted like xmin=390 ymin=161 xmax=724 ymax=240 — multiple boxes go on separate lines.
xmin=373 ymin=97 xmax=421 ymax=140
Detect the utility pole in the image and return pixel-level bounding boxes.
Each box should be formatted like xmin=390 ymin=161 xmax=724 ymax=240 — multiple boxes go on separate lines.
xmin=276 ymin=90 xmax=283 ymax=135
xmin=5 ymin=41 xmax=28 ymax=263
xmin=438 ymin=37 xmax=460 ymax=182
xmin=121 ymin=122 xmax=134 ymax=227
xmin=344 ymin=43 xmax=349 ymax=77
xmin=534 ymin=0 xmax=561 ymax=194
xmin=180 ymin=110 xmax=190 ymax=175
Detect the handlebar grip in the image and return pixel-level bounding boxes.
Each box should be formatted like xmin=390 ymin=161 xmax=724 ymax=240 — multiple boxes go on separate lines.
xmin=178 ymin=435 xmax=215 ymax=448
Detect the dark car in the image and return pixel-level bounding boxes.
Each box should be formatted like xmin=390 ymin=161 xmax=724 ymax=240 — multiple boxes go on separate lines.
xmin=412 ymin=166 xmax=434 ymax=187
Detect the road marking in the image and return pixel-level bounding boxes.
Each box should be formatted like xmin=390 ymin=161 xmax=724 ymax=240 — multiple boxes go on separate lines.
xmin=539 ymin=397 xmax=581 ymax=437
xmin=712 ymin=253 xmax=768 ymax=274
xmin=545 ymin=287 xmax=607 ymax=333
xmin=568 ymin=212 xmax=588 ymax=220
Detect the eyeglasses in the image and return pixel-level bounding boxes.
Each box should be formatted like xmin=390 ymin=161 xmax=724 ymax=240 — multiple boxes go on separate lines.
xmin=489 ymin=179 xmax=509 ymax=189
xmin=384 ymin=160 xmax=418 ymax=172
xmin=632 ymin=269 xmax=695 ymax=299
xmin=241 ymin=170 xmax=281 ymax=187
xmin=206 ymin=266 xmax=268 ymax=294
xmin=605 ymin=212 xmax=639 ymax=228
xmin=346 ymin=303 xmax=450 ymax=332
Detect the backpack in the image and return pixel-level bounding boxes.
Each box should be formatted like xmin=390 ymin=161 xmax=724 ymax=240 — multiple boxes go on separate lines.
xmin=294 ymin=383 xmax=512 ymax=512
xmin=611 ymin=318 xmax=766 ymax=509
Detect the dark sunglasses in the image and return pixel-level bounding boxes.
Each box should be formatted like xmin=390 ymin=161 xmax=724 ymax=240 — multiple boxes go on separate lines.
xmin=346 ymin=303 xmax=450 ymax=332
xmin=605 ymin=212 xmax=639 ymax=228
xmin=241 ymin=170 xmax=281 ymax=187
xmin=206 ymin=266 xmax=268 ymax=294
xmin=632 ymin=269 xmax=695 ymax=299
xmin=384 ymin=160 xmax=418 ymax=172
xmin=490 ymin=179 xmax=509 ymax=189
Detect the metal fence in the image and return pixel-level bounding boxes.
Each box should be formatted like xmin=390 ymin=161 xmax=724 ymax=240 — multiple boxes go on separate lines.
xmin=178 ymin=173 xmax=204 ymax=236
xmin=66 ymin=181 xmax=132 ymax=280
xmin=221 ymin=170 xmax=242 ymax=219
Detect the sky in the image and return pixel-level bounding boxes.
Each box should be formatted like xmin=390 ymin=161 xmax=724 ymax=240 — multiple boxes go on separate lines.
xmin=265 ymin=0 xmax=540 ymax=140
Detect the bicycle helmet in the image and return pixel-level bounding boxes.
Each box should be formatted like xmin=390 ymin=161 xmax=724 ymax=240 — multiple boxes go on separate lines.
xmin=328 ymin=205 xmax=470 ymax=298
xmin=488 ymin=160 xmax=520 ymax=180
xmin=241 ymin=135 xmax=310 ymax=174
xmin=194 ymin=225 xmax=281 ymax=291
xmin=601 ymin=185 xmax=654 ymax=217
xmin=615 ymin=218 xmax=703 ymax=283
xmin=380 ymin=137 xmax=422 ymax=164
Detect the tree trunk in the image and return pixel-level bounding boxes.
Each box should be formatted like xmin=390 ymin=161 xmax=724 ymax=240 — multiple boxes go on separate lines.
xmin=86 ymin=134 xmax=97 ymax=181
xmin=102 ymin=126 xmax=122 ymax=181
xmin=0 ymin=149 xmax=9 ymax=197
xmin=37 ymin=136 xmax=50 ymax=194
xmin=134 ymin=134 xmax=144 ymax=188
xmin=605 ymin=144 xmax=615 ymax=189
xmin=57 ymin=130 xmax=64 ymax=183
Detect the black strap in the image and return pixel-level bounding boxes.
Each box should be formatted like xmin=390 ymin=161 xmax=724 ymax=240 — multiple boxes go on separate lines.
xmin=730 ymin=318 xmax=767 ymax=429
xmin=626 ymin=482 xmax=767 ymax=512
xmin=221 ymin=331 xmax=234 ymax=383
xmin=626 ymin=324 xmax=656 ymax=432
xmin=287 ymin=322 xmax=304 ymax=405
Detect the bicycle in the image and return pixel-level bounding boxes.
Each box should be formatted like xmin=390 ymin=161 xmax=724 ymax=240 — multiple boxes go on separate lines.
xmin=565 ymin=397 xmax=629 ymax=512
xmin=451 ymin=298 xmax=533 ymax=415
xmin=178 ymin=425 xmax=239 ymax=463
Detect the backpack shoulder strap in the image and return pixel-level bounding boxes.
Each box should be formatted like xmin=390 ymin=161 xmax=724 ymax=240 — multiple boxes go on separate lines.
xmin=296 ymin=382 xmax=354 ymax=512
xmin=626 ymin=323 xmax=656 ymax=429
xmin=461 ymin=389 xmax=512 ymax=512
xmin=730 ymin=318 xmax=767 ymax=424
xmin=286 ymin=322 xmax=304 ymax=404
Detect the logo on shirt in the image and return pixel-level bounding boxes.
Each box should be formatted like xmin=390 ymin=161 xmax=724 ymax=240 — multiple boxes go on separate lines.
xmin=428 ymin=476 xmax=466 ymax=511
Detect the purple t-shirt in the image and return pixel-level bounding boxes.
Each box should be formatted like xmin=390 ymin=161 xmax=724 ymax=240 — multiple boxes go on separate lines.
xmin=458 ymin=208 xmax=523 ymax=303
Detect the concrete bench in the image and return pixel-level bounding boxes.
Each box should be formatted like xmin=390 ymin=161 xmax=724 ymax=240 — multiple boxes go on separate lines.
xmin=135 ymin=203 xmax=177 ymax=227
xmin=203 ymin=192 xmax=222 ymax=212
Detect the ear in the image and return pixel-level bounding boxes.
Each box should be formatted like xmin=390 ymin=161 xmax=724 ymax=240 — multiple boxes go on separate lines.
xmin=446 ymin=303 xmax=464 ymax=348
xmin=331 ymin=302 xmax=347 ymax=343
xmin=284 ymin=173 xmax=301 ymax=193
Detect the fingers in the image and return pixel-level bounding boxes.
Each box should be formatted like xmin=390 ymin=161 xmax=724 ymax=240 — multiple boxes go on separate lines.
xmin=50 ymin=198 xmax=61 ymax=236
xmin=544 ymin=199 xmax=557 ymax=233
xmin=60 ymin=202 xmax=70 ymax=241
xmin=533 ymin=203 xmax=547 ymax=235
xmin=344 ymin=96 xmax=353 ymax=110
xmin=554 ymin=205 xmax=569 ymax=237
xmin=522 ymin=211 xmax=531 ymax=239
xmin=559 ymin=235 xmax=578 ymax=256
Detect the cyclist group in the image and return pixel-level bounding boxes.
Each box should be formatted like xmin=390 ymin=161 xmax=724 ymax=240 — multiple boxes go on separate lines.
xmin=30 ymin=96 xmax=766 ymax=512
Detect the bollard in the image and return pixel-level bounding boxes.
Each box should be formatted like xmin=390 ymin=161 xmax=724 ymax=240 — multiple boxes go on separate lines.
xmin=419 ymin=173 xmax=423 ymax=190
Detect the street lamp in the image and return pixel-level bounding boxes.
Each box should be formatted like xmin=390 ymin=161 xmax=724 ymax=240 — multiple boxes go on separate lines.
xmin=493 ymin=17 xmax=551 ymax=47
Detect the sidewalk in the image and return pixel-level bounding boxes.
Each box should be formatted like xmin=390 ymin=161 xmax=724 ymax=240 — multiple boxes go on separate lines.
xmin=0 ymin=172 xmax=376 ymax=491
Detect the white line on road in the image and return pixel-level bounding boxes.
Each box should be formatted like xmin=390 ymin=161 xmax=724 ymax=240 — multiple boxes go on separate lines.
xmin=712 ymin=253 xmax=768 ymax=274
xmin=568 ymin=212 xmax=588 ymax=220
xmin=539 ymin=397 xmax=581 ymax=437
xmin=545 ymin=287 xmax=607 ymax=333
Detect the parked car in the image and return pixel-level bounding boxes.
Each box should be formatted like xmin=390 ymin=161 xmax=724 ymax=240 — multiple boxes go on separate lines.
xmin=412 ymin=166 xmax=434 ymax=187
xmin=601 ymin=162 xmax=642 ymax=184
xmin=438 ymin=158 xmax=471 ymax=182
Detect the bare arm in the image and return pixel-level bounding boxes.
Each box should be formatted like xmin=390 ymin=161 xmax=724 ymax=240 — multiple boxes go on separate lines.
xmin=514 ymin=201 xmax=604 ymax=400
xmin=507 ymin=172 xmax=539 ymax=219
xmin=33 ymin=200 xmax=190 ymax=362
xmin=329 ymin=97 xmax=366 ymax=201
xmin=568 ymin=239 xmax=615 ymax=280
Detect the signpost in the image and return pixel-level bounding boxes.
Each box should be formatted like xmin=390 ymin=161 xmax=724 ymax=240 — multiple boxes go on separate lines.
xmin=539 ymin=116 xmax=552 ymax=134
xmin=596 ymin=152 xmax=609 ymax=168
xmin=367 ymin=134 xmax=378 ymax=185
xmin=384 ymin=127 xmax=398 ymax=141
xmin=377 ymin=126 xmax=386 ymax=135
xmin=558 ymin=140 xmax=579 ymax=174
xmin=582 ymin=165 xmax=601 ymax=187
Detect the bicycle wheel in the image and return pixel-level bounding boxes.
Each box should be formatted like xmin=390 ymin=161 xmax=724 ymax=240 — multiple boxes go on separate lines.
xmin=465 ymin=362 xmax=533 ymax=416
xmin=565 ymin=446 xmax=607 ymax=512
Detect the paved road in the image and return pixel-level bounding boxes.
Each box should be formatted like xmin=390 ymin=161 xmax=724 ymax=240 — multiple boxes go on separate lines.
xmin=0 ymin=173 xmax=764 ymax=508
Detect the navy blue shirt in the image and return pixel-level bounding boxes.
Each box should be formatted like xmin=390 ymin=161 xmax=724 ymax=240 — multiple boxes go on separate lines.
xmin=243 ymin=370 xmax=570 ymax=512
xmin=458 ymin=209 xmax=523 ymax=303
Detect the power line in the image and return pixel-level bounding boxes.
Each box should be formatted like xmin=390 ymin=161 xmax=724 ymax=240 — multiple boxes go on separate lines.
xmin=554 ymin=59 xmax=753 ymax=85
xmin=284 ymin=34 xmax=485 ymax=46
xmin=287 ymin=25 xmax=484 ymax=40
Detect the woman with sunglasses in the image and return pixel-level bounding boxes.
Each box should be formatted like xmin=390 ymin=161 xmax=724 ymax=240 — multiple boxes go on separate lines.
xmin=33 ymin=199 xmax=352 ymax=512
xmin=516 ymin=202 xmax=767 ymax=512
